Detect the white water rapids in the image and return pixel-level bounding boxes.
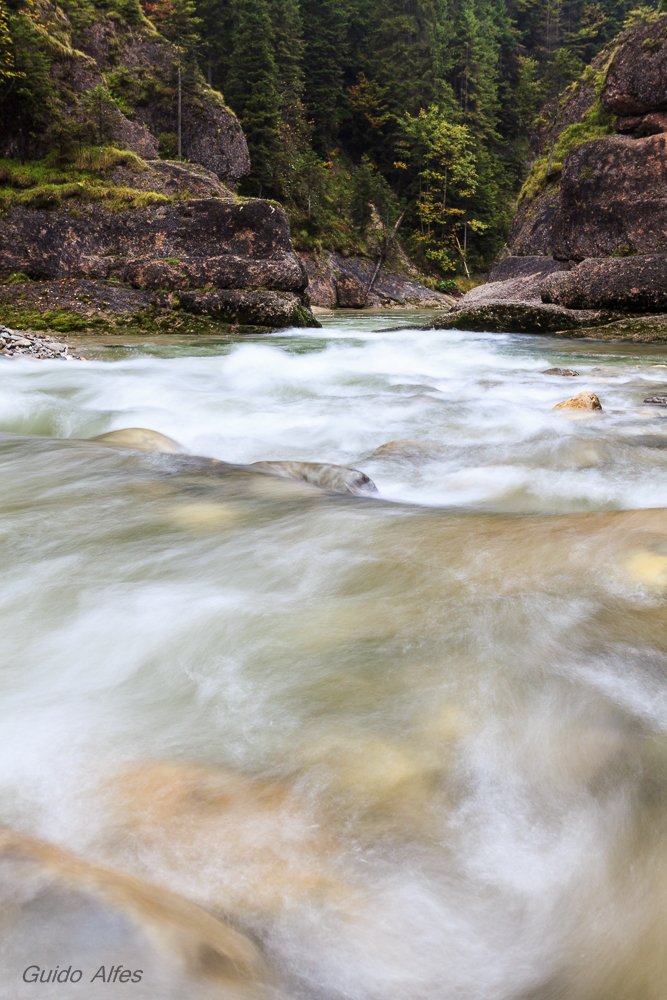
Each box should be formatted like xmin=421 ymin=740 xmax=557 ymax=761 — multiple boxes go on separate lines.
xmin=2 ymin=313 xmax=667 ymax=1000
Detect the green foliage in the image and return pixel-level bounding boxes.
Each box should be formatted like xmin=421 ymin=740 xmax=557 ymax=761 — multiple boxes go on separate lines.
xmin=158 ymin=131 xmax=179 ymax=158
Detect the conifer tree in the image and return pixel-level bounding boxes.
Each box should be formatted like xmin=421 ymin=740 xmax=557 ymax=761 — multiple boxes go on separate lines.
xmin=225 ymin=0 xmax=281 ymax=195
xmin=301 ymin=0 xmax=349 ymax=153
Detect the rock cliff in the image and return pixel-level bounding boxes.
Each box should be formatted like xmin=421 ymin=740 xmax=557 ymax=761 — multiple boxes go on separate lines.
xmin=448 ymin=13 xmax=667 ymax=340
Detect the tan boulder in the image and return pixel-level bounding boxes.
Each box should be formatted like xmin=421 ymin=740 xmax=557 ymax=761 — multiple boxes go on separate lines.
xmin=552 ymin=391 xmax=602 ymax=411
xmin=89 ymin=427 xmax=186 ymax=453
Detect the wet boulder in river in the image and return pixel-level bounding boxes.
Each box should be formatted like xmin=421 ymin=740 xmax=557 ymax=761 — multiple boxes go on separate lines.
xmin=89 ymin=428 xmax=187 ymax=454
xmin=553 ymin=391 xmax=602 ymax=411
xmin=249 ymin=461 xmax=378 ymax=496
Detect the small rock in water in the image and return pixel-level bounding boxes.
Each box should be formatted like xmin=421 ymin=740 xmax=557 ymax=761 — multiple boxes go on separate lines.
xmin=553 ymin=391 xmax=602 ymax=411
xmin=542 ymin=367 xmax=580 ymax=376
xmin=250 ymin=460 xmax=378 ymax=496
xmin=643 ymin=395 xmax=667 ymax=406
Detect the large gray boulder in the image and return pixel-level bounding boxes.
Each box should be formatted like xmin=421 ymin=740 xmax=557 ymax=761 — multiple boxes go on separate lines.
xmin=542 ymin=255 xmax=667 ymax=312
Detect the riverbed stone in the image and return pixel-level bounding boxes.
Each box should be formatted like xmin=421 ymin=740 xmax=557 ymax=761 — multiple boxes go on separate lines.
xmin=249 ymin=460 xmax=378 ymax=496
xmin=0 ymin=824 xmax=270 ymax=996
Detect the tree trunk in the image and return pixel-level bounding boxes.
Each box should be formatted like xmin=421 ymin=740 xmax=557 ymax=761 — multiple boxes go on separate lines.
xmin=177 ymin=57 xmax=182 ymax=162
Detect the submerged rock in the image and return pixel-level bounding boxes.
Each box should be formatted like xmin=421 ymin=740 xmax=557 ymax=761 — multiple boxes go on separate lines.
xmin=249 ymin=460 xmax=378 ymax=496
xmin=644 ymin=395 xmax=667 ymax=406
xmin=99 ymin=762 xmax=352 ymax=919
xmin=553 ymin=391 xmax=602 ymax=411
xmin=542 ymin=368 xmax=580 ymax=376
xmin=0 ymin=825 xmax=270 ymax=996
xmin=370 ymin=439 xmax=446 ymax=459
xmin=89 ymin=428 xmax=186 ymax=454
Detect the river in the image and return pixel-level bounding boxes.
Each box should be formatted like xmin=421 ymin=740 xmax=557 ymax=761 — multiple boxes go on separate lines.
xmin=2 ymin=312 xmax=667 ymax=999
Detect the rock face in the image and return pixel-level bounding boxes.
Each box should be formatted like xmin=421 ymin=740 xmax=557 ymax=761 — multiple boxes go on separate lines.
xmin=300 ymin=251 xmax=452 ymax=309
xmin=507 ymin=189 xmax=562 ymax=257
xmin=601 ymin=16 xmax=667 ymax=115
xmin=552 ymin=134 xmax=667 ymax=260
xmin=77 ymin=19 xmax=250 ymax=181
xmin=0 ymin=191 xmax=318 ymax=330
xmin=542 ymin=255 xmax=667 ymax=312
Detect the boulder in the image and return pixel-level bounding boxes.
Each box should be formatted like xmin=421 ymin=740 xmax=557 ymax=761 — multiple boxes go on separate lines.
xmin=553 ymin=391 xmax=602 ymax=411
xmin=427 ymin=300 xmax=622 ymax=333
xmin=558 ymin=313 xmax=667 ymax=342
xmin=0 ymin=199 xmax=317 ymax=329
xmin=552 ymin=134 xmax=667 ymax=260
xmin=601 ymin=15 xmax=667 ymax=115
xmin=178 ymin=289 xmax=315 ymax=328
xmin=457 ymin=257 xmax=562 ymax=307
xmin=90 ymin=428 xmax=186 ymax=453
xmin=107 ymin=160 xmax=230 ymax=199
xmin=541 ymin=255 xmax=667 ymax=312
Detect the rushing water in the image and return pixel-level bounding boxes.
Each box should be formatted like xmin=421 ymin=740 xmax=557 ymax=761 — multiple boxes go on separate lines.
xmin=2 ymin=313 xmax=667 ymax=999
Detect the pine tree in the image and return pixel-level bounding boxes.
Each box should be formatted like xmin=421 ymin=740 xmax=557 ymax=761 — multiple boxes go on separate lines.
xmin=225 ymin=0 xmax=281 ymax=195
xmin=301 ymin=0 xmax=349 ymax=153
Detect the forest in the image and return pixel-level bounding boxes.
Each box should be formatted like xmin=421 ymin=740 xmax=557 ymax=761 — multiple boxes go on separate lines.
xmin=0 ymin=0 xmax=661 ymax=276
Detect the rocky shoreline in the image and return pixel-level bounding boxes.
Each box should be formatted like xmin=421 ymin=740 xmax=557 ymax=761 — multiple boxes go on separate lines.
xmin=0 ymin=325 xmax=82 ymax=360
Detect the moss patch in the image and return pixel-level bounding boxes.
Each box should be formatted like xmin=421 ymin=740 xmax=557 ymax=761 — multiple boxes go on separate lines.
xmin=0 ymin=302 xmax=268 ymax=336
xmin=0 ymin=148 xmax=176 ymax=214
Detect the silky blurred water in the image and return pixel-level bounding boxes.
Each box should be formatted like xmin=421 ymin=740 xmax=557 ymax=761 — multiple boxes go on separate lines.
xmin=2 ymin=314 xmax=667 ymax=1000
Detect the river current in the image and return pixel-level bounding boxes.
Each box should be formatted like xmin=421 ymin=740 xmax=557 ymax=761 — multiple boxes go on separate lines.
xmin=2 ymin=312 xmax=667 ymax=999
